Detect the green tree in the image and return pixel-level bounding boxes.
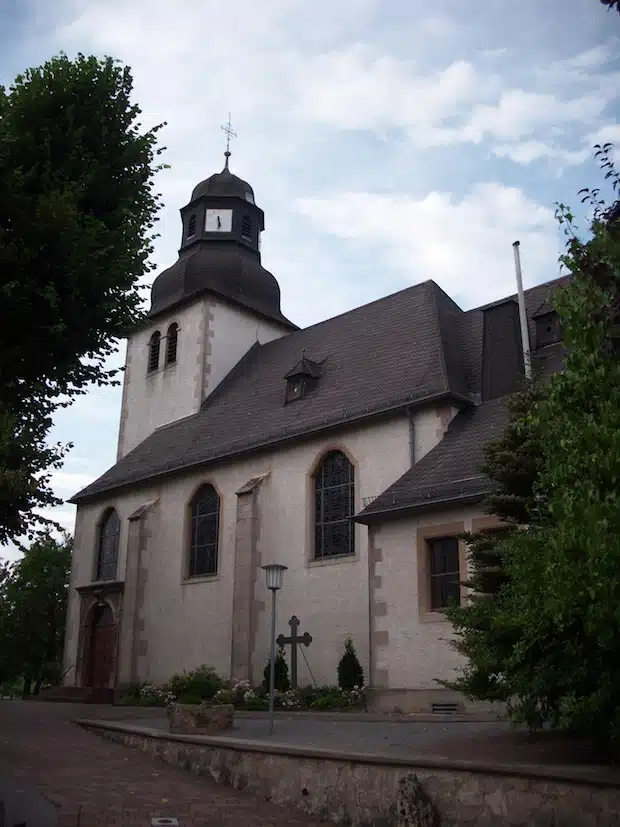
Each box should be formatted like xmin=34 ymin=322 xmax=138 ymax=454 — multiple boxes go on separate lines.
xmin=1 ymin=535 xmax=72 ymax=696
xmin=263 ymin=646 xmax=290 ymax=693
xmin=601 ymin=0 xmax=620 ymax=13
xmin=337 ymin=637 xmax=364 ymax=690
xmin=446 ymin=145 xmax=620 ymax=747
xmin=0 ymin=52 xmax=166 ymax=545
xmin=443 ymin=383 xmax=548 ymax=702
xmin=0 ymin=557 xmax=15 ymax=686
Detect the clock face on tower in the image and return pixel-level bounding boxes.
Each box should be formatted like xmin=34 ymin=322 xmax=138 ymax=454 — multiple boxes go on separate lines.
xmin=205 ymin=209 xmax=232 ymax=233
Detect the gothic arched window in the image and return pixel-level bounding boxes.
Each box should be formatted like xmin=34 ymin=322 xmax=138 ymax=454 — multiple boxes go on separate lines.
xmin=148 ymin=331 xmax=161 ymax=373
xmin=96 ymin=508 xmax=120 ymax=581
xmin=166 ymin=322 xmax=179 ymax=366
xmin=314 ymin=451 xmax=355 ymax=560
xmin=187 ymin=213 xmax=197 ymax=238
xmin=189 ymin=484 xmax=220 ymax=577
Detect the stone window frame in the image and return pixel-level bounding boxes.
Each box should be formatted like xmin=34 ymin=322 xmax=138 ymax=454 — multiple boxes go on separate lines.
xmin=428 ymin=535 xmax=461 ymax=612
xmin=307 ymin=446 xmax=359 ymax=568
xmin=416 ymin=521 xmax=467 ymax=622
xmin=94 ymin=507 xmax=121 ymax=583
xmin=184 ymin=482 xmax=222 ymax=582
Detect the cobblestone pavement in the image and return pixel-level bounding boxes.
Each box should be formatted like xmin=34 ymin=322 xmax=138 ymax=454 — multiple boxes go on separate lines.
xmin=0 ymin=701 xmax=327 ymax=827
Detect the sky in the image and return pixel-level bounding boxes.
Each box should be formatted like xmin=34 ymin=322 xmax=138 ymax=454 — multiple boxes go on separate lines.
xmin=1 ymin=0 xmax=619 ymax=561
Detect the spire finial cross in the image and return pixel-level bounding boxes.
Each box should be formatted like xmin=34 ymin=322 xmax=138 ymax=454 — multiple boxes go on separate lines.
xmin=221 ymin=113 xmax=237 ymax=169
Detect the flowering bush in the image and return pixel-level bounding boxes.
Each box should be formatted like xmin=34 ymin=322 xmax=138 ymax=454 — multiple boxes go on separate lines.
xmin=213 ymin=687 xmax=234 ymax=705
xmin=275 ymin=688 xmax=303 ymax=709
xmin=308 ymin=684 xmax=366 ymax=711
xmin=139 ymin=683 xmax=176 ymax=707
xmin=163 ymin=665 xmax=223 ymax=701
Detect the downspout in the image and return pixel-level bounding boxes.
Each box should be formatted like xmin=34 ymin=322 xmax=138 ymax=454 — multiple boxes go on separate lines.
xmin=512 ymin=241 xmax=532 ymax=381
xmin=407 ymin=406 xmax=416 ymax=467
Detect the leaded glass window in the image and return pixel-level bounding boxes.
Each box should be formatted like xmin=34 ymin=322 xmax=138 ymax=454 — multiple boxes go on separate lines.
xmin=189 ymin=484 xmax=220 ymax=577
xmin=96 ymin=509 xmax=120 ymax=581
xmin=148 ymin=331 xmax=161 ymax=373
xmin=314 ymin=451 xmax=354 ymax=560
xmin=428 ymin=536 xmax=460 ymax=610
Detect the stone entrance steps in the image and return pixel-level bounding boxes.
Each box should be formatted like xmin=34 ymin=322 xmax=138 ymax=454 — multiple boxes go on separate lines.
xmin=32 ymin=686 xmax=114 ymax=704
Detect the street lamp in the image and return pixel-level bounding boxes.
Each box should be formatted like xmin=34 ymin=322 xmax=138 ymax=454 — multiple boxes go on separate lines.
xmin=262 ymin=563 xmax=287 ymax=734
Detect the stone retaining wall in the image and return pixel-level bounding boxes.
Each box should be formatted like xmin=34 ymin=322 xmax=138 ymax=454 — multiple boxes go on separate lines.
xmin=78 ymin=720 xmax=620 ymax=827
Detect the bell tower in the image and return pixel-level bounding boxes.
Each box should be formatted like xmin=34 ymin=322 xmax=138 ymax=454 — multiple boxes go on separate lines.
xmin=116 ymin=123 xmax=297 ymax=460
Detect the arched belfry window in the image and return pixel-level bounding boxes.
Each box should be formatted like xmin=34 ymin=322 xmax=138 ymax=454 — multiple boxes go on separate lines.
xmin=241 ymin=214 xmax=252 ymax=240
xmin=166 ymin=322 xmax=179 ymax=366
xmin=148 ymin=331 xmax=161 ymax=373
xmin=187 ymin=213 xmax=197 ymax=238
xmin=96 ymin=508 xmax=120 ymax=581
xmin=314 ymin=451 xmax=355 ymax=560
xmin=189 ymin=484 xmax=220 ymax=577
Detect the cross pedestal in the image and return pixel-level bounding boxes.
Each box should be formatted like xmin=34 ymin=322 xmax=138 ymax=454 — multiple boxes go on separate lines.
xmin=276 ymin=615 xmax=312 ymax=690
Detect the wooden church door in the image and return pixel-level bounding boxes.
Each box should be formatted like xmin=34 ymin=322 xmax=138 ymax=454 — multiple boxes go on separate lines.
xmin=87 ymin=603 xmax=116 ymax=688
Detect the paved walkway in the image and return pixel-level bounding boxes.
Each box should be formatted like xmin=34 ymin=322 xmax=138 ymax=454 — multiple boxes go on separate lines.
xmin=128 ymin=711 xmax=509 ymax=761
xmin=121 ymin=710 xmax=615 ymax=768
xmin=0 ymin=701 xmax=327 ymax=826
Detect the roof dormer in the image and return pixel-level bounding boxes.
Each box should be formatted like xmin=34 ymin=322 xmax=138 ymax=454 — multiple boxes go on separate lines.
xmin=284 ymin=353 xmax=322 ymax=403
xmin=532 ymin=295 xmax=563 ymax=349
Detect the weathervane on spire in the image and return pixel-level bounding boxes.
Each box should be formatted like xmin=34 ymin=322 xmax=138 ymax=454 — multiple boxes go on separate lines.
xmin=221 ymin=113 xmax=237 ymax=170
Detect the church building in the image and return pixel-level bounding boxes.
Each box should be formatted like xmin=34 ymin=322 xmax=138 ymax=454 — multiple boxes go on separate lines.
xmin=63 ymin=149 xmax=565 ymax=712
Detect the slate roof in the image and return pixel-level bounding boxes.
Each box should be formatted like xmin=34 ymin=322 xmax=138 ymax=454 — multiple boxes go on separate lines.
xmin=355 ymin=397 xmax=510 ymax=524
xmin=72 ymin=280 xmax=473 ymax=503
xmin=72 ymin=275 xmax=568 ymax=505
xmin=355 ymin=278 xmax=569 ymax=523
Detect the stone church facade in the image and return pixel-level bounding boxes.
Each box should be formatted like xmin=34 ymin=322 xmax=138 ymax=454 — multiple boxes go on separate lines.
xmin=63 ymin=152 xmax=566 ymax=712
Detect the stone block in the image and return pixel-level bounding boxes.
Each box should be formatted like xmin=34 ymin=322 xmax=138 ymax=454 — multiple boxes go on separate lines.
xmin=167 ymin=703 xmax=234 ymax=735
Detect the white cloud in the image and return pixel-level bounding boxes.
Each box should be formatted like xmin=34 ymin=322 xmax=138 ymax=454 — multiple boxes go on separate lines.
xmin=1 ymin=0 xmax=616 ymax=562
xmin=295 ymin=182 xmax=558 ymax=307
xmin=492 ymin=140 xmax=590 ymax=167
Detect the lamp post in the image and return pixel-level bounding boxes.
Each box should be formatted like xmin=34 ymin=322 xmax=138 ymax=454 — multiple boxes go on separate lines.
xmin=262 ymin=563 xmax=287 ymax=735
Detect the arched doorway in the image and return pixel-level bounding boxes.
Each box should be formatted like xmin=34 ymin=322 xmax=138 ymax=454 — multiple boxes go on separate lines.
xmin=86 ymin=603 xmax=116 ymax=688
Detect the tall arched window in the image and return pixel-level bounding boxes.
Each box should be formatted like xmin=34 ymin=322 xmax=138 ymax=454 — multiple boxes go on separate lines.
xmin=166 ymin=322 xmax=179 ymax=366
xmin=96 ymin=508 xmax=120 ymax=581
xmin=189 ymin=484 xmax=220 ymax=577
xmin=148 ymin=331 xmax=161 ymax=373
xmin=314 ymin=451 xmax=355 ymax=560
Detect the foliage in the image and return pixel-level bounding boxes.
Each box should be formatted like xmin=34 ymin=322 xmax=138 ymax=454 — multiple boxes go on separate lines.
xmin=117 ymin=682 xmax=147 ymax=701
xmin=164 ymin=665 xmax=223 ymax=701
xmin=129 ymin=672 xmax=366 ymax=712
xmin=138 ymin=683 xmax=175 ymax=707
xmin=0 ymin=52 xmax=166 ymax=545
xmin=262 ymin=646 xmax=290 ymax=693
xmin=244 ymin=694 xmax=269 ymax=711
xmin=337 ymin=637 xmax=365 ymax=691
xmin=601 ymin=0 xmax=620 ymax=13
xmin=309 ymin=685 xmax=366 ymax=710
xmin=446 ymin=144 xmax=620 ymax=746
xmin=213 ymin=687 xmax=235 ymax=706
xmin=0 ymin=534 xmax=72 ymax=695
xmin=177 ymin=693 xmax=204 ymax=706
xmin=442 ymin=383 xmax=548 ymax=701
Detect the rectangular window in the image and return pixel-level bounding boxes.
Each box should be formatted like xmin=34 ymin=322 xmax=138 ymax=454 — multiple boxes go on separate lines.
xmin=428 ymin=536 xmax=461 ymax=610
